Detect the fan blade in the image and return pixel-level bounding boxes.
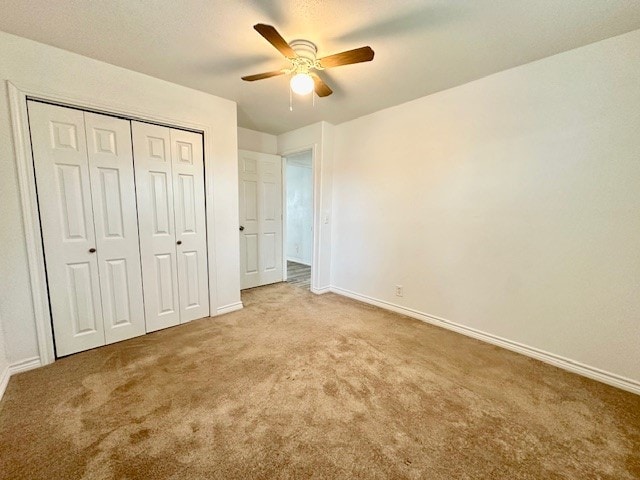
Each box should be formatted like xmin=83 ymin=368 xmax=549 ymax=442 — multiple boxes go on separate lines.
xmin=318 ymin=46 xmax=374 ymax=69
xmin=310 ymin=73 xmax=333 ymax=97
xmin=254 ymin=24 xmax=297 ymax=59
xmin=241 ymin=70 xmax=287 ymax=81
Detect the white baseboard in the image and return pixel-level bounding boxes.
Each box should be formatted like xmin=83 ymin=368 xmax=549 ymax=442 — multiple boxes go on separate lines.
xmin=330 ymin=286 xmax=640 ymax=396
xmin=0 ymin=356 xmax=42 ymax=402
xmin=216 ymin=302 xmax=244 ymax=315
xmin=287 ymin=257 xmax=311 ymax=267
xmin=9 ymin=356 xmax=42 ymax=375
xmin=0 ymin=364 xmax=9 ymax=402
xmin=311 ymin=285 xmax=330 ymax=295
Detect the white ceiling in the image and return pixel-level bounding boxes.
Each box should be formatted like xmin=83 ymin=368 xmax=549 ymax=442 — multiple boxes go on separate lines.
xmin=1 ymin=1 xmax=639 ymax=134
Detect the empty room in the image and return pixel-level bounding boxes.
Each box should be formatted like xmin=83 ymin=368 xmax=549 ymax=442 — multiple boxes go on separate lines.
xmin=0 ymin=1 xmax=639 ymax=479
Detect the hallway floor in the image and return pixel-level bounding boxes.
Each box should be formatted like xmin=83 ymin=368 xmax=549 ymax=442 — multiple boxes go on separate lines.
xmin=286 ymin=260 xmax=311 ymax=290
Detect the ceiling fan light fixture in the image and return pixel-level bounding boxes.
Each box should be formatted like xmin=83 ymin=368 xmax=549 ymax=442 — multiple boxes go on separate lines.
xmin=242 ymin=24 xmax=374 ymax=100
xmin=290 ymin=72 xmax=314 ymax=95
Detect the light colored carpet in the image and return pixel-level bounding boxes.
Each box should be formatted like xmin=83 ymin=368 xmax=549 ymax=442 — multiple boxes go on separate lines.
xmin=1 ymin=283 xmax=638 ymax=479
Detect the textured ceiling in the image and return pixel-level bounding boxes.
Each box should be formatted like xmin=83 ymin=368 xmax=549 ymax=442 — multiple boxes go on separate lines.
xmin=1 ymin=1 xmax=639 ymax=134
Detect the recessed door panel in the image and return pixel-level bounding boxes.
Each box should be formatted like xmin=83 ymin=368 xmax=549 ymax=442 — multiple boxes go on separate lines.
xmin=178 ymin=174 xmax=197 ymax=234
xmin=263 ymin=181 xmax=277 ymax=221
xmin=171 ymin=128 xmax=209 ymax=322
xmin=155 ymin=253 xmax=176 ymax=314
xmin=150 ymin=171 xmax=171 ymax=235
xmin=244 ymin=234 xmax=259 ymax=274
xmin=28 ymin=101 xmax=106 ymax=356
xmin=183 ymin=251 xmax=200 ymax=308
xmin=148 ymin=137 xmax=167 ymax=162
xmin=104 ymin=259 xmax=132 ymax=327
xmin=86 ymin=112 xmax=145 ymax=345
xmin=238 ymin=150 xmax=283 ymax=289
xmin=243 ymin=181 xmax=258 ymax=221
xmin=55 ymin=164 xmax=88 ymax=241
xmin=93 ymin=128 xmax=117 ymax=155
xmin=66 ymin=262 xmax=100 ymax=335
xmin=243 ymin=157 xmax=257 ymax=174
xmin=132 ymin=121 xmax=181 ymax=332
xmin=98 ymin=167 xmax=124 ymax=238
xmin=263 ymin=233 xmax=276 ymax=271
xmin=50 ymin=121 xmax=79 ymax=150
xmin=176 ymin=141 xmax=193 ymax=165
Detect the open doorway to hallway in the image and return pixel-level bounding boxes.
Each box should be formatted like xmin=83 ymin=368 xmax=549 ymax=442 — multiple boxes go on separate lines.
xmin=284 ymin=150 xmax=313 ymax=290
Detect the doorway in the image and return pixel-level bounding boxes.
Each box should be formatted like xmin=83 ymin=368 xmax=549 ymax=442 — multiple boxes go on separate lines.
xmin=284 ymin=150 xmax=313 ymax=290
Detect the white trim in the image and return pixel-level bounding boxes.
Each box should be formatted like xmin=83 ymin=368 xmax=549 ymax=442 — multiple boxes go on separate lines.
xmin=9 ymin=357 xmax=42 ymax=375
xmin=281 ymin=155 xmax=288 ymax=282
xmin=216 ymin=302 xmax=244 ymax=315
xmin=7 ymin=80 xmax=220 ymax=368
xmin=330 ymin=286 xmax=640 ymax=396
xmin=286 ymin=256 xmax=311 ymax=267
xmin=8 ymin=83 xmax=56 ymax=365
xmin=0 ymin=365 xmax=9 ymax=402
xmin=0 ymin=357 xmax=43 ymax=403
xmin=311 ymin=286 xmax=331 ymax=295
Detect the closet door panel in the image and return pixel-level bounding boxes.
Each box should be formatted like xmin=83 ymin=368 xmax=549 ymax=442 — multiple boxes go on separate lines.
xmin=85 ymin=112 xmax=146 ymax=344
xmin=132 ymin=121 xmax=180 ymax=332
xmin=28 ymin=101 xmax=105 ymax=356
xmin=171 ymin=129 xmax=210 ymax=322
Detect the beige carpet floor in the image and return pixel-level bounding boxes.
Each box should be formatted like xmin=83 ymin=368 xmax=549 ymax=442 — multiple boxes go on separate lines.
xmin=1 ymin=283 xmax=639 ymax=479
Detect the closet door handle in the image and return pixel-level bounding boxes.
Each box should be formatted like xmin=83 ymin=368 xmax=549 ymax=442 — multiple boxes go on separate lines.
xmin=89 ymin=248 xmax=96 ymax=253
xmin=176 ymin=240 xmax=182 ymax=245
xmin=239 ymin=226 xmax=245 ymax=231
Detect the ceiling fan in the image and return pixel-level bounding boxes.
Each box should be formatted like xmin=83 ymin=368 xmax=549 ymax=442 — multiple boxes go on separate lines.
xmin=242 ymin=24 xmax=375 ymax=97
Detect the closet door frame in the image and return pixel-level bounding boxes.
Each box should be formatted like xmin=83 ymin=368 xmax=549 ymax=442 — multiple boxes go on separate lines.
xmin=8 ymin=82 xmax=218 ymax=366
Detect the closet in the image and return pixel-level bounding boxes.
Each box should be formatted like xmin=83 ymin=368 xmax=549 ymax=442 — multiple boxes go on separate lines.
xmin=28 ymin=101 xmax=209 ymax=357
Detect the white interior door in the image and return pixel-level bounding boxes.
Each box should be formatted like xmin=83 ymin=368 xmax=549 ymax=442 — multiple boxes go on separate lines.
xmin=132 ymin=121 xmax=181 ymax=332
xmin=238 ymin=150 xmax=283 ymax=289
xmin=170 ymin=128 xmax=210 ymax=321
xmin=28 ymin=101 xmax=105 ymax=356
xmin=85 ymin=112 xmax=146 ymax=344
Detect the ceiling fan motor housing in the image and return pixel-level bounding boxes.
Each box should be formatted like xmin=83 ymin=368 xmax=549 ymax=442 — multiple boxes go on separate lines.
xmin=288 ymin=39 xmax=321 ymax=73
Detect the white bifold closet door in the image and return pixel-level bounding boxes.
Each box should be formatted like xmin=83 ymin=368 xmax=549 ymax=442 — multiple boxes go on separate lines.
xmin=29 ymin=101 xmax=145 ymax=356
xmin=131 ymin=121 xmax=209 ymax=332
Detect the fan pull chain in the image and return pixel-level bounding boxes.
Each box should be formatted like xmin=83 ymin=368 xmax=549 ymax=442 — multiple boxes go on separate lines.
xmin=289 ymin=86 xmax=293 ymax=112
xmin=313 ymin=92 xmax=316 ymax=107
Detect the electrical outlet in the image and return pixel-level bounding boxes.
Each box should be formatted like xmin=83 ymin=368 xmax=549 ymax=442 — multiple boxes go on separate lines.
xmin=395 ymin=285 xmax=403 ymax=297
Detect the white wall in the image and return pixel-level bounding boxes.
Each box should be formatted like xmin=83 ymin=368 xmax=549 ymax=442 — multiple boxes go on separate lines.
xmin=286 ymin=151 xmax=313 ymax=265
xmin=278 ymin=122 xmax=334 ymax=291
xmin=238 ymin=127 xmax=278 ymax=154
xmin=331 ymin=29 xmax=640 ymax=387
xmin=0 ymin=31 xmax=241 ymax=365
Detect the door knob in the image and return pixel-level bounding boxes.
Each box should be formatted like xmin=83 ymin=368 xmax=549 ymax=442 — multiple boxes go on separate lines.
xmin=239 ymin=226 xmax=245 ymax=231
xmin=89 ymin=248 xmax=96 ymax=253
xmin=176 ymin=240 xmax=182 ymax=245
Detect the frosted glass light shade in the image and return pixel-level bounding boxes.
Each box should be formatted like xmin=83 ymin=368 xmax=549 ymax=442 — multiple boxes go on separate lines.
xmin=290 ymin=73 xmax=314 ymax=95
